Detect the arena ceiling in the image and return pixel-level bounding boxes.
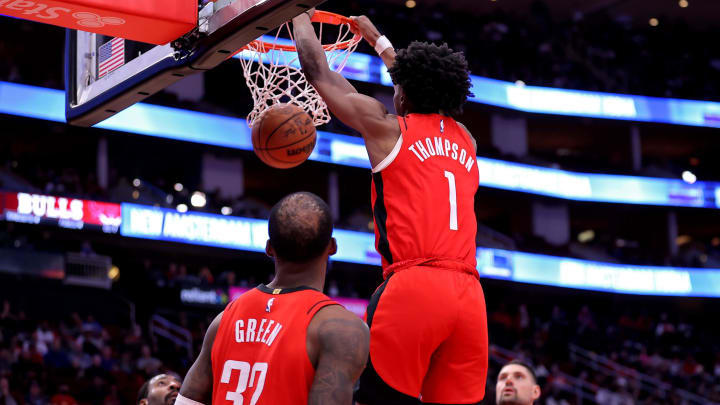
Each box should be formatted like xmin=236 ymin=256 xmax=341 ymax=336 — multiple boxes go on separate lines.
xmin=382 ymin=0 xmax=719 ymax=27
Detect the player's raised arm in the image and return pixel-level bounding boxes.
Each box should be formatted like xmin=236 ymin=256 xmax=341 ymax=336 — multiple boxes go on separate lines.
xmin=177 ymin=312 xmax=223 ymax=405
xmin=350 ymin=15 xmax=396 ymax=69
xmin=307 ymin=306 xmax=370 ymax=404
xmin=292 ymin=11 xmax=398 ymax=143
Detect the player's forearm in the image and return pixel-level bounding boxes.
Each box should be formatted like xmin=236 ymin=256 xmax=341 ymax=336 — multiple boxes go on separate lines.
xmin=308 ymin=378 xmax=353 ymax=405
xmin=292 ymin=13 xmax=331 ymax=82
xmin=379 ymin=48 xmax=396 ymax=70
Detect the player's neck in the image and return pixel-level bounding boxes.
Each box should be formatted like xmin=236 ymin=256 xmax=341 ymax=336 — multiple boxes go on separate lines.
xmin=267 ymin=260 xmax=327 ymax=292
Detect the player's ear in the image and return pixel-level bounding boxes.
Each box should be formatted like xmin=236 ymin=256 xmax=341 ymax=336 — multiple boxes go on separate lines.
xmin=138 ymin=399 xmax=148 ymax=405
xmin=532 ymin=384 xmax=541 ymax=401
xmin=328 ymin=237 xmax=337 ymax=256
xmin=265 ymin=240 xmax=276 ymax=258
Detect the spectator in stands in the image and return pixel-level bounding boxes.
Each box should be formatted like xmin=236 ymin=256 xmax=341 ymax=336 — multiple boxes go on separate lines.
xmin=0 ymin=378 xmax=17 ymax=405
xmin=137 ymin=374 xmax=181 ymax=405
xmin=137 ymin=345 xmax=162 ymax=375
xmin=496 ymin=360 xmax=541 ymax=405
xmin=26 ymin=380 xmax=48 ymax=405
xmin=49 ymin=385 xmax=77 ymax=405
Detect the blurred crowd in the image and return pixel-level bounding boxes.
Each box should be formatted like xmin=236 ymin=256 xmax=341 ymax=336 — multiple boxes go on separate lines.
xmin=340 ymin=0 xmax=720 ymax=101
xmin=0 ymin=300 xmax=203 ymax=405
xmin=2 ymin=292 xmax=718 ymax=405
xmin=485 ymin=301 xmax=719 ymax=404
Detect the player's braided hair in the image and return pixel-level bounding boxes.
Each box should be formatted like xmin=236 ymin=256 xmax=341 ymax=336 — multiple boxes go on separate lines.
xmin=389 ymin=41 xmax=472 ymax=117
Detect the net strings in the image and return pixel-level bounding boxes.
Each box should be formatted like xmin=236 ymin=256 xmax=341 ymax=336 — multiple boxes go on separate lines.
xmin=239 ymin=20 xmax=360 ymax=128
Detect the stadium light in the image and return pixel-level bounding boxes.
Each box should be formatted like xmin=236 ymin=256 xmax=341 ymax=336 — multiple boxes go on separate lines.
xmin=682 ymin=170 xmax=697 ymax=184
xmin=174 ymin=183 xmax=184 ymax=192
xmin=649 ymin=18 xmax=659 ymax=26
xmin=176 ymin=203 xmax=188 ymax=213
xmin=221 ymin=206 xmax=233 ymax=216
xmin=405 ymin=0 xmax=416 ymax=8
xmin=578 ymin=229 xmax=595 ymax=243
xmin=108 ymin=266 xmax=120 ymax=281
xmin=132 ymin=178 xmax=141 ymax=187
xmin=191 ymin=191 xmax=207 ymax=208
xmin=132 ymin=190 xmax=140 ymax=200
xmin=679 ymin=0 xmax=689 ymax=8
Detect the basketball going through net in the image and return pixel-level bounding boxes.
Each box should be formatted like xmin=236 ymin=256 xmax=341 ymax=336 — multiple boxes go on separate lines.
xmin=238 ymin=11 xmax=361 ymax=128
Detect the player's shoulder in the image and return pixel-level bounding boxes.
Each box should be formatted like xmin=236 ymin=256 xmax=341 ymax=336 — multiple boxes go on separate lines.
xmin=308 ymin=304 xmax=368 ymax=341
xmin=305 ymin=304 xmax=369 ymax=367
xmin=456 ymin=120 xmax=477 ymax=152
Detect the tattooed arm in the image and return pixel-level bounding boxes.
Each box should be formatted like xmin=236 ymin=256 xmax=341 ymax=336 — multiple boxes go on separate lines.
xmin=307 ymin=306 xmax=370 ymax=404
xmin=179 ymin=311 xmax=222 ymax=404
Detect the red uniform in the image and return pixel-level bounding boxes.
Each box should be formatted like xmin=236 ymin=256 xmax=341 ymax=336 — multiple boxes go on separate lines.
xmin=357 ymin=114 xmax=488 ymax=404
xmin=211 ymin=285 xmax=337 ymax=405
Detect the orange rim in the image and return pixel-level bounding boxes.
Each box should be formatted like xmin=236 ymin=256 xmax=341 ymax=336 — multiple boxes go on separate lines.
xmin=242 ymin=10 xmax=360 ymax=53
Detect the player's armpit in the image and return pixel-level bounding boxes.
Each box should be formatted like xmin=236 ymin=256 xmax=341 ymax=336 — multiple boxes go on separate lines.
xmin=179 ymin=311 xmax=223 ymax=404
xmin=457 ymin=121 xmax=477 ymax=153
xmin=308 ymin=308 xmax=370 ymax=405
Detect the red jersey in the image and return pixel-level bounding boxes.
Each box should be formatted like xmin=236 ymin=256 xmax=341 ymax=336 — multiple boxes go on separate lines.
xmin=371 ymin=114 xmax=479 ymax=275
xmin=211 ymin=285 xmax=338 ymax=405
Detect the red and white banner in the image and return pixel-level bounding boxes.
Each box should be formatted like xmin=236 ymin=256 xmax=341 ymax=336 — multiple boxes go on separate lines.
xmin=0 ymin=0 xmax=196 ymax=45
xmin=0 ymin=191 xmax=121 ymax=231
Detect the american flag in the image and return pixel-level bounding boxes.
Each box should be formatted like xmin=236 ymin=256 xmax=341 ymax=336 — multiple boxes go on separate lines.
xmin=98 ymin=37 xmax=125 ymax=78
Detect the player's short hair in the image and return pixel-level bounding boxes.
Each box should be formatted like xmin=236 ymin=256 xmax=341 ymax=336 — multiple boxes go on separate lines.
xmin=503 ymin=359 xmax=538 ymax=384
xmin=388 ymin=41 xmax=472 ymax=117
xmin=268 ymin=192 xmax=333 ymax=263
xmin=136 ymin=381 xmax=150 ymax=404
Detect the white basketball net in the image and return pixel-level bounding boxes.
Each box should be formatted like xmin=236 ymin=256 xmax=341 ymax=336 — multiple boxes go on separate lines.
xmin=239 ymin=16 xmax=360 ymax=128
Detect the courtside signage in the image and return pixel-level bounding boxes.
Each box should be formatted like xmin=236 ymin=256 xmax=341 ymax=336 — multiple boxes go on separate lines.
xmin=2 ymin=195 xmax=718 ymax=297
xmin=4 ymin=81 xmax=720 ymax=208
xmin=0 ymin=191 xmax=121 ymax=233
xmin=120 ymin=203 xmax=268 ymax=251
xmin=476 ymin=248 xmax=720 ymax=297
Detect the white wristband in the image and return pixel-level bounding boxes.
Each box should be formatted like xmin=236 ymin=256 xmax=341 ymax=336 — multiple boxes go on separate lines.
xmin=374 ymin=35 xmax=393 ymax=55
xmin=175 ymin=394 xmax=206 ymax=405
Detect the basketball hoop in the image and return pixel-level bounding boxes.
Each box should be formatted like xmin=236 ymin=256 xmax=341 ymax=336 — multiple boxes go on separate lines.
xmin=238 ymin=11 xmax=361 ymax=128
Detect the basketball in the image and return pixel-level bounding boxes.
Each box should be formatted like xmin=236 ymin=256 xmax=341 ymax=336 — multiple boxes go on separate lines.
xmin=251 ymin=104 xmax=316 ymax=169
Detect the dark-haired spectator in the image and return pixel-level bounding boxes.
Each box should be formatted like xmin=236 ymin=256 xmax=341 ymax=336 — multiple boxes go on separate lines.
xmin=44 ymin=339 xmax=71 ymax=370
xmin=26 ymin=380 xmax=48 ymax=405
xmin=137 ymin=374 xmax=181 ymax=405
xmin=496 ymin=360 xmax=541 ymax=405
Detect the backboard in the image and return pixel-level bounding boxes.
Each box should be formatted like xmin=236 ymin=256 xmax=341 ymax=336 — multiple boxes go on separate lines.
xmin=65 ymin=0 xmax=326 ymax=127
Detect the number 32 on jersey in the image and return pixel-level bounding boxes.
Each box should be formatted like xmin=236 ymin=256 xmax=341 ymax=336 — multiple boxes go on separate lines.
xmin=220 ymin=360 xmax=268 ymax=405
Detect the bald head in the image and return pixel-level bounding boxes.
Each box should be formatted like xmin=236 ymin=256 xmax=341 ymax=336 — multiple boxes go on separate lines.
xmin=268 ymin=192 xmax=333 ymax=263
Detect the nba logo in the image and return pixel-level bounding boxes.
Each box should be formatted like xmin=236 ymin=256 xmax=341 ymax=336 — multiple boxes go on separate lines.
xmin=266 ymin=298 xmax=275 ymax=313
xmin=440 ymin=120 xmax=444 ymax=133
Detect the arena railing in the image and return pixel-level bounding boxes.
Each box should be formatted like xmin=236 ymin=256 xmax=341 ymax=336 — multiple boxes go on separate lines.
xmin=569 ymin=344 xmax=716 ymax=405
xmin=149 ymin=314 xmax=194 ymax=359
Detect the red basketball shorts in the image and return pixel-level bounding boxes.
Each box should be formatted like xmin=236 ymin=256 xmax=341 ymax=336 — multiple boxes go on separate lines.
xmin=355 ymin=264 xmax=488 ymax=404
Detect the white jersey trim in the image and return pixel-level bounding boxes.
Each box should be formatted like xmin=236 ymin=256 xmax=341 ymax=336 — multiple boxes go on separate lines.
xmin=371 ymin=135 xmax=403 ymax=173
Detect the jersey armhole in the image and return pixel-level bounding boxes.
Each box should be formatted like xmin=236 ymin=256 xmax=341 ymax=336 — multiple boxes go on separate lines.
xmin=371 ymin=135 xmax=403 ymax=173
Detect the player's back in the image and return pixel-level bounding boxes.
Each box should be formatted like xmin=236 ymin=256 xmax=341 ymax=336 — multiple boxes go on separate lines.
xmin=211 ymin=285 xmax=337 ymax=404
xmin=371 ymin=113 xmax=479 ymax=273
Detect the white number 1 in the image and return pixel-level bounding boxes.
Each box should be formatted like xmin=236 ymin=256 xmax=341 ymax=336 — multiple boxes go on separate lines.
xmin=444 ymin=171 xmax=458 ymax=230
